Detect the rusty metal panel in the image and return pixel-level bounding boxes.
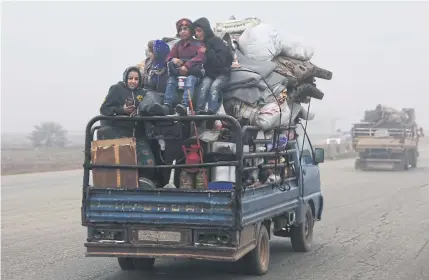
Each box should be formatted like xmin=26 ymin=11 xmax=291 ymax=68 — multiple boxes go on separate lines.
xmin=91 ymin=137 xmax=138 ymax=189
xmin=85 ymin=189 xmax=236 ymax=227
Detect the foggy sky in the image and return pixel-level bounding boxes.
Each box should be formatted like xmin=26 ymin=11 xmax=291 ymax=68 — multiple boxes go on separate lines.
xmin=1 ymin=1 xmax=429 ymax=133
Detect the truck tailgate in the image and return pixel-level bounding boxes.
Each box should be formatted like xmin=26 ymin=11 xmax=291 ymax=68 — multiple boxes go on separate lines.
xmin=84 ymin=189 xmax=236 ymax=227
xmin=354 ymin=137 xmax=404 ymax=150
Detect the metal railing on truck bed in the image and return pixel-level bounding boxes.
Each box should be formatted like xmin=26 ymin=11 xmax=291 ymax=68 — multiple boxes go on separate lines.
xmin=352 ymin=122 xmax=415 ymax=138
xmin=352 ymin=127 xmax=414 ymax=138
xmin=81 ymin=115 xmax=298 ymax=228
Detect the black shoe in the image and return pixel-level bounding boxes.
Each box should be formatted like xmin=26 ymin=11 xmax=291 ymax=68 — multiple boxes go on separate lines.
xmin=175 ymin=104 xmax=188 ymax=116
xmin=148 ymin=103 xmax=166 ymax=116
xmin=162 ymin=104 xmax=172 ymax=115
xmin=206 ymin=109 xmax=216 ymax=115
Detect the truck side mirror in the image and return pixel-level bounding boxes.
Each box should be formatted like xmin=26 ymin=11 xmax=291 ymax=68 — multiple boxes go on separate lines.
xmin=314 ymin=148 xmax=325 ymax=164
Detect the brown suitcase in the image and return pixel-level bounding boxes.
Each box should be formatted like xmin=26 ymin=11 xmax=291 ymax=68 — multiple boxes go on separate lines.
xmin=91 ymin=137 xmax=139 ymax=189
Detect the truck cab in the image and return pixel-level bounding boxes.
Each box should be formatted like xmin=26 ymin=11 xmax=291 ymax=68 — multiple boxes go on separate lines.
xmin=81 ymin=114 xmax=324 ymax=275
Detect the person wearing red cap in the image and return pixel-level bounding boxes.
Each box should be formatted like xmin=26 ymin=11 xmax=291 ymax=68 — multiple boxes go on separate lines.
xmin=162 ymin=18 xmax=206 ymax=116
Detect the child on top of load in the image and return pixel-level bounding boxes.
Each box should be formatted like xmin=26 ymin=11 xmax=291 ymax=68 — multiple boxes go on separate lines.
xmin=162 ymin=18 xmax=206 ymax=116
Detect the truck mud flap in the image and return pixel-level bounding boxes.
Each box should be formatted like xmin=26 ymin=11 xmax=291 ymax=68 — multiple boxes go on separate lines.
xmin=317 ymin=195 xmax=323 ymax=221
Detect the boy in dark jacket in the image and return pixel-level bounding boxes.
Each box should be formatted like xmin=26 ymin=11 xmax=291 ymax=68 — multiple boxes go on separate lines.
xmin=193 ymin=17 xmax=233 ymax=114
xmin=163 ymin=18 xmax=206 ymax=116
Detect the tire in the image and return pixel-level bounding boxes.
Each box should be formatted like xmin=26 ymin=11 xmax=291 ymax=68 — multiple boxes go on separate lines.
xmin=290 ymin=203 xmax=314 ymax=252
xmin=354 ymin=159 xmax=361 ymax=170
xmin=117 ymin=257 xmax=135 ymax=270
xmin=242 ymin=224 xmax=270 ymax=276
xmin=410 ymin=149 xmax=417 ymax=168
xmin=403 ymin=153 xmax=409 ymax=170
xmin=133 ymin=258 xmax=155 ymax=270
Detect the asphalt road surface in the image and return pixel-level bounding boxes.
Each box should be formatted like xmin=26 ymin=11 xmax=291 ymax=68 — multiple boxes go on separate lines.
xmin=2 ymin=146 xmax=429 ymax=280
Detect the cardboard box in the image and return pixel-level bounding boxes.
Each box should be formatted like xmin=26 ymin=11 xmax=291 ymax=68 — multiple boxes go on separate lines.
xmin=91 ymin=137 xmax=139 ymax=189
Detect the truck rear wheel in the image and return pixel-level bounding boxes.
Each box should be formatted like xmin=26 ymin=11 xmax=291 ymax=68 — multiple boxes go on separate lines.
xmin=117 ymin=257 xmax=135 ymax=270
xmin=410 ymin=149 xmax=418 ymax=168
xmin=290 ymin=203 xmax=314 ymax=252
xmin=402 ymin=153 xmax=409 ymax=170
xmin=354 ymin=159 xmax=361 ymax=170
xmin=133 ymin=258 xmax=155 ymax=270
xmin=242 ymin=224 xmax=270 ymax=275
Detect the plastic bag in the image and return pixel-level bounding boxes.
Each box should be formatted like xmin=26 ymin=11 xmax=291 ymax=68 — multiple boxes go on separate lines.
xmin=255 ymin=102 xmax=304 ymax=131
xmin=279 ymin=32 xmax=314 ymax=61
xmin=238 ymin=23 xmax=283 ymax=61
xmin=255 ymin=102 xmax=291 ymax=131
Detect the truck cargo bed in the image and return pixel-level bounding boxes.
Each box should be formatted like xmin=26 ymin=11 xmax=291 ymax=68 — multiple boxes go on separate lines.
xmin=84 ymin=180 xmax=300 ymax=229
xmin=85 ymin=188 xmax=237 ymax=228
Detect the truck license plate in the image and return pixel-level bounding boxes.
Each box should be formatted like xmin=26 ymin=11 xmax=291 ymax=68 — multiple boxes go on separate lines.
xmin=367 ymin=162 xmax=393 ymax=169
xmin=138 ymin=230 xmax=181 ymax=242
xmin=374 ymin=129 xmax=389 ymax=137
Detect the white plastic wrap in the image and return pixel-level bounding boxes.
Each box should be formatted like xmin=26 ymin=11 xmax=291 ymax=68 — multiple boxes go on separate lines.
xmin=238 ymin=23 xmax=283 ymax=61
xmin=254 ymin=102 xmax=311 ymax=131
xmin=279 ymin=32 xmax=314 ymax=61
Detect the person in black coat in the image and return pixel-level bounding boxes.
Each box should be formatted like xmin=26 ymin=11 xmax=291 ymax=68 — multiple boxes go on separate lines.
xmin=99 ymin=66 xmax=145 ymax=138
xmin=193 ymin=17 xmax=233 ymax=114
xmin=99 ymin=66 xmax=158 ymax=182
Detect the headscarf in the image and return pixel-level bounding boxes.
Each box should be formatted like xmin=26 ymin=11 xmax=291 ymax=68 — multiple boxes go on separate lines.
xmin=152 ymin=40 xmax=170 ymax=70
xmin=148 ymin=40 xmax=170 ymax=84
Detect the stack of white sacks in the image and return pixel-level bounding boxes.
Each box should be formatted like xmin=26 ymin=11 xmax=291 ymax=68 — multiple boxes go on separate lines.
xmin=213 ymin=16 xmax=333 ymax=131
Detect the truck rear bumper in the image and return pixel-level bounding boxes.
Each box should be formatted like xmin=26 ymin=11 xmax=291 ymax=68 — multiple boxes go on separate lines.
xmin=354 ymin=147 xmax=405 ymax=153
xmin=355 ymin=157 xmax=402 ymax=170
xmin=84 ymin=241 xmax=255 ymax=262
xmin=357 ymin=158 xmax=402 ymax=163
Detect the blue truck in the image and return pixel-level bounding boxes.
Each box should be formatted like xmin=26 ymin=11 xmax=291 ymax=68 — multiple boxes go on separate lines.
xmin=81 ymin=114 xmax=325 ymax=275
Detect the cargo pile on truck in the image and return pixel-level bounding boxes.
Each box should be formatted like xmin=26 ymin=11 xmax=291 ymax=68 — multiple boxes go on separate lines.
xmin=83 ymin=15 xmax=329 ymax=276
xmin=362 ymin=104 xmax=416 ymax=127
xmin=352 ymin=104 xmax=422 ymax=171
xmin=140 ymin=16 xmax=333 ymax=132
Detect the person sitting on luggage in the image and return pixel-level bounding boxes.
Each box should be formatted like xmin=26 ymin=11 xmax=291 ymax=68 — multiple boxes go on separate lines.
xmin=99 ymin=66 xmax=145 ymax=138
xmin=162 ymin=18 xmax=206 ymax=116
xmin=142 ymin=39 xmax=170 ymax=93
xmin=193 ymin=17 xmax=233 ymax=115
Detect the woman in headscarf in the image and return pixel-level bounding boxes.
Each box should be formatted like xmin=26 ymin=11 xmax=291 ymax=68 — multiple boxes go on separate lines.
xmin=142 ymin=40 xmax=170 ymax=93
xmin=98 ymin=66 xmax=145 ymax=138
xmin=138 ymin=40 xmax=171 ymax=116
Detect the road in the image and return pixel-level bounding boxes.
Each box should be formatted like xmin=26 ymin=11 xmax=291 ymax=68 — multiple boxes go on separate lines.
xmin=2 ymin=146 xmax=429 ymax=280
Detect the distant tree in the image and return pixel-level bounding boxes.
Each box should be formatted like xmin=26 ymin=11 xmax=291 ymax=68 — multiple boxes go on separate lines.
xmin=28 ymin=122 xmax=68 ymax=148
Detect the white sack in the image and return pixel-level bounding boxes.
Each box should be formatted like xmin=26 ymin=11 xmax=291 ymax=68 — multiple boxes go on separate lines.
xmin=255 ymin=102 xmax=310 ymax=131
xmin=280 ymin=32 xmax=314 ymax=61
xmin=238 ymin=23 xmax=283 ymax=61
